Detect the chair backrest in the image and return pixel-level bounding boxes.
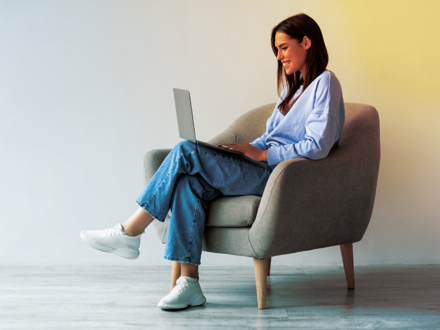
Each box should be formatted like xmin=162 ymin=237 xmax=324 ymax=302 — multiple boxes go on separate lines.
xmin=339 ymin=103 xmax=381 ymax=165
xmin=209 ymin=103 xmax=275 ymax=145
xmin=331 ymin=103 xmax=381 ymax=238
xmin=228 ymin=103 xmax=275 ymax=143
xmin=211 ymin=102 xmax=380 ymax=155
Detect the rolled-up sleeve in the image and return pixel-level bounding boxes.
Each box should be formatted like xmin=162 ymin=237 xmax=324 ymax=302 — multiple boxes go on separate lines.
xmin=266 ymin=72 xmax=344 ymax=165
xmin=267 ymin=112 xmax=339 ymax=164
xmin=250 ymin=133 xmax=269 ymax=150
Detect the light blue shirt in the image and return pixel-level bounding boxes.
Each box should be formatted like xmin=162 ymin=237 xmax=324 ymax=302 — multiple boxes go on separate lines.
xmin=251 ymin=70 xmax=345 ymax=166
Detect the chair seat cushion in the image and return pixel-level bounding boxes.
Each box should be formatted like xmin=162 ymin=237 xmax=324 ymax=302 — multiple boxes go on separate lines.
xmin=205 ymin=195 xmax=261 ymax=228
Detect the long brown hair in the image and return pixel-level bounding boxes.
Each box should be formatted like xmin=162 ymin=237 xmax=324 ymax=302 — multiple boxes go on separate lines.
xmin=271 ymin=14 xmax=328 ymax=115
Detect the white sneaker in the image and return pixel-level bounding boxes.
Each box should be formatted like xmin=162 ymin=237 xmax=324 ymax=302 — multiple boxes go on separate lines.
xmin=80 ymin=223 xmax=142 ymax=259
xmin=158 ymin=276 xmax=206 ymax=310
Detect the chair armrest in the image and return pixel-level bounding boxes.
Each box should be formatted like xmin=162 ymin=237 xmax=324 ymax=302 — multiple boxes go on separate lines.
xmin=142 ymin=149 xmax=172 ymax=185
xmin=249 ymin=146 xmax=378 ymax=258
xmin=143 ymin=149 xmax=172 ymax=243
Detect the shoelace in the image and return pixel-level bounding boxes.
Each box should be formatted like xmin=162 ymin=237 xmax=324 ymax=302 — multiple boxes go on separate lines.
xmin=103 ymin=224 xmax=123 ymax=237
xmin=174 ymin=279 xmax=189 ymax=294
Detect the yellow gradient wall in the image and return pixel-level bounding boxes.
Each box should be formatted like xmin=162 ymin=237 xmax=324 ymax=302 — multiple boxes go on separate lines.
xmin=294 ymin=0 xmax=440 ymax=262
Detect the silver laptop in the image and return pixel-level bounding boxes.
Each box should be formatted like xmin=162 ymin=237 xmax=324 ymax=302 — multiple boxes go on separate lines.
xmin=173 ymin=88 xmax=244 ymax=156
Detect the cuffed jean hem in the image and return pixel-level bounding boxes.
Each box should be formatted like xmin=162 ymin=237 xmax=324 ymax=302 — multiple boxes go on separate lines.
xmin=135 ymin=199 xmax=166 ymax=222
xmin=164 ymin=255 xmax=201 ymax=266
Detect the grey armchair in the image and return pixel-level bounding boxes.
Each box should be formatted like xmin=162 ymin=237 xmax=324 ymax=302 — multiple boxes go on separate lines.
xmin=143 ymin=102 xmax=380 ymax=309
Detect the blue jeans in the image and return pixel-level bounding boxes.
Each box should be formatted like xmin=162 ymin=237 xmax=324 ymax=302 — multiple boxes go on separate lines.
xmin=136 ymin=141 xmax=275 ymax=265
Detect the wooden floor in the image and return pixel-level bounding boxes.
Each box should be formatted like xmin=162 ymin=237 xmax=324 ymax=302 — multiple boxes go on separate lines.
xmin=0 ymin=265 xmax=439 ymax=329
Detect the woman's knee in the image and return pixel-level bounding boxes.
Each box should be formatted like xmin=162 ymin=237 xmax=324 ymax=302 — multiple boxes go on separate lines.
xmin=176 ymin=140 xmax=196 ymax=151
xmin=174 ymin=174 xmax=202 ymax=193
xmin=170 ymin=141 xmax=198 ymax=157
xmin=174 ymin=174 xmax=218 ymax=200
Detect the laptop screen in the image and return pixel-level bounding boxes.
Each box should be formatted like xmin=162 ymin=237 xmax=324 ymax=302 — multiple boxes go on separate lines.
xmin=173 ymin=88 xmax=197 ymax=143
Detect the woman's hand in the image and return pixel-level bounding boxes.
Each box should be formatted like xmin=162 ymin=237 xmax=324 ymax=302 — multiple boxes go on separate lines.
xmin=219 ymin=143 xmax=268 ymax=162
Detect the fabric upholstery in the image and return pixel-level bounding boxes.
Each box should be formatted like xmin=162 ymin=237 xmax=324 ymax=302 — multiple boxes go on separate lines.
xmin=205 ymin=196 xmax=261 ymax=228
xmin=144 ymin=102 xmax=380 ymax=259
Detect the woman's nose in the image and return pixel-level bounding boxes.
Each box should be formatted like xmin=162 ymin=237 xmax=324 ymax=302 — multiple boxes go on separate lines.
xmin=277 ymin=52 xmax=283 ymax=61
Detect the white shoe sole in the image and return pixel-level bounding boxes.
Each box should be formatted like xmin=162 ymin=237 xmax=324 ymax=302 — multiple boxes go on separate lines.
xmin=80 ymin=231 xmax=140 ymax=260
xmin=158 ymin=294 xmax=206 ymax=310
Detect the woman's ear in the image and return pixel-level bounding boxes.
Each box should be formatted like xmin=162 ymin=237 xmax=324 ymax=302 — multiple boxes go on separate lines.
xmin=303 ymin=36 xmax=312 ymax=50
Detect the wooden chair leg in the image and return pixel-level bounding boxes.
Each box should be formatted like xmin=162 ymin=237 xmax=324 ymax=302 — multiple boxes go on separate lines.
xmin=170 ymin=261 xmax=181 ymax=292
xmin=267 ymin=257 xmax=272 ymax=276
xmin=340 ymin=243 xmax=355 ymax=289
xmin=254 ymin=258 xmax=269 ymax=309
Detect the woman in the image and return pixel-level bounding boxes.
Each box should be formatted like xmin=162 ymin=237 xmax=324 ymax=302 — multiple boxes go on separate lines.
xmin=80 ymin=13 xmax=344 ymax=310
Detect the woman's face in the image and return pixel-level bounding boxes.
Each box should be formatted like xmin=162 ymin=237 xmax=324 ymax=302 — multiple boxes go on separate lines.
xmin=274 ymin=32 xmax=310 ymax=76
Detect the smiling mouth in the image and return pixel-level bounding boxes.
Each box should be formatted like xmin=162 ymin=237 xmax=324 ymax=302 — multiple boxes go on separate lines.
xmin=282 ymin=61 xmax=290 ymax=68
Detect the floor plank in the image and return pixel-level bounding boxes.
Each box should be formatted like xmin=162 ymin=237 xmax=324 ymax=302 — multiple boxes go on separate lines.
xmin=0 ymin=265 xmax=439 ymax=329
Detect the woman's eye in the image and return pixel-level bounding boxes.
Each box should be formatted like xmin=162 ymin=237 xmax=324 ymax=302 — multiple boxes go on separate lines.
xmin=281 ymin=47 xmax=288 ymax=50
